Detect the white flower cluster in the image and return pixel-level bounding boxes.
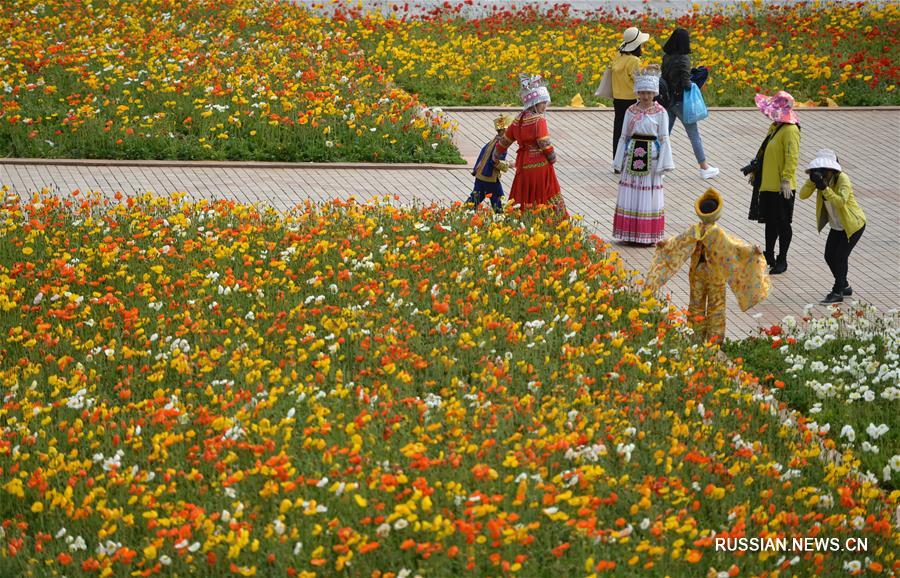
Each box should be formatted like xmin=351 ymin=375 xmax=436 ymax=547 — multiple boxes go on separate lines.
xmin=768 ymin=305 xmax=899 ymax=481
xmin=564 ymin=443 xmax=607 ymax=463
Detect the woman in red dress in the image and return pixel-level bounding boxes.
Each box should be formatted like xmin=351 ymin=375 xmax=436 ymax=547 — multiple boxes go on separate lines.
xmin=493 ymin=74 xmax=567 ymax=218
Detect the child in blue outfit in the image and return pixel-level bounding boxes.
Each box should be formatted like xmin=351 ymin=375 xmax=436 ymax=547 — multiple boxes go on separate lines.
xmin=467 ymin=114 xmax=512 ymax=213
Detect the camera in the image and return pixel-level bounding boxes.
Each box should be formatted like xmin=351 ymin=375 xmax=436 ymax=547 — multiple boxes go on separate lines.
xmin=740 ymin=159 xmax=758 ymax=176
xmin=808 ymin=167 xmax=829 ymax=188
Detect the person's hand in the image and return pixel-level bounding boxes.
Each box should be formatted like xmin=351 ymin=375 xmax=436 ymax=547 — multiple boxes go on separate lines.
xmin=780 ymin=179 xmax=793 ymax=199
xmin=746 ymin=173 xmax=754 ymax=185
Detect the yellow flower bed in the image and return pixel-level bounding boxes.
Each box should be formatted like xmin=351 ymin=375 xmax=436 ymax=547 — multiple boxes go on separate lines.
xmin=0 ymin=0 xmax=461 ymax=162
xmin=0 ymin=189 xmax=896 ymax=577
xmin=347 ymin=2 xmax=900 ymax=106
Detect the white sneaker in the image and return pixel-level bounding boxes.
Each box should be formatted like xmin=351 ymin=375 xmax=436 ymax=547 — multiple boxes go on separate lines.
xmin=699 ymin=166 xmax=720 ymax=179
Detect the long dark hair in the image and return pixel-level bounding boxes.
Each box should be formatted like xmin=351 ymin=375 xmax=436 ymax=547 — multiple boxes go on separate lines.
xmin=663 ymin=28 xmax=691 ymax=55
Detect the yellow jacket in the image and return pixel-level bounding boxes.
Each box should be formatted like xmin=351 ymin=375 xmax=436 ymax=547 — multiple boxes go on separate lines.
xmin=760 ymin=123 xmax=801 ymax=192
xmin=799 ymin=172 xmax=866 ymax=238
xmin=611 ymin=53 xmax=641 ymax=100
xmin=647 ymin=223 xmax=770 ymax=312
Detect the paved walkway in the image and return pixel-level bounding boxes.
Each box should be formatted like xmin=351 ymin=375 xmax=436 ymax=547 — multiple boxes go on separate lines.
xmin=2 ymin=107 xmax=898 ymax=339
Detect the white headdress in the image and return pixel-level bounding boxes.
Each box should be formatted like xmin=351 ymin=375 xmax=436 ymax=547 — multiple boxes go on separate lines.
xmin=633 ymin=66 xmax=661 ymax=95
xmin=519 ymin=74 xmax=551 ymax=110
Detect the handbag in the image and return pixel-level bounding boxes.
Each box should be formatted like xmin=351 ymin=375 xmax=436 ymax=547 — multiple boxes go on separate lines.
xmin=594 ymin=67 xmax=613 ymax=99
xmin=682 ymin=82 xmax=708 ymax=124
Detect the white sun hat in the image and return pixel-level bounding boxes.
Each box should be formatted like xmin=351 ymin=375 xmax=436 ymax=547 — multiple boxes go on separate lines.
xmin=805 ymin=149 xmax=842 ymax=173
xmin=619 ymin=27 xmax=650 ymax=52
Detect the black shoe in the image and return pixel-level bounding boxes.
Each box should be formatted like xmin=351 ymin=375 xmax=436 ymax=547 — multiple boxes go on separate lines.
xmin=842 ymin=286 xmax=853 ymax=296
xmin=763 ymin=251 xmax=776 ymax=268
xmin=821 ymin=292 xmax=844 ymax=304
xmin=769 ymin=260 xmax=788 ymax=275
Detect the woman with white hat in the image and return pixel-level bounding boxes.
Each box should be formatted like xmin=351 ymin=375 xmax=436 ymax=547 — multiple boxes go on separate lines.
xmin=745 ymin=90 xmax=801 ymax=275
xmin=609 ymin=26 xmax=650 ymax=162
xmin=799 ymin=149 xmax=866 ymax=304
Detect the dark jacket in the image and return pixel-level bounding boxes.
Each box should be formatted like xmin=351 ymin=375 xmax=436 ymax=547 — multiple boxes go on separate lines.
xmin=662 ymin=54 xmax=692 ymax=103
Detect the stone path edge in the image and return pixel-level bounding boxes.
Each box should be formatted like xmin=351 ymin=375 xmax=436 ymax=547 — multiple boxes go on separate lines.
xmin=442 ymin=106 xmax=900 ymax=112
xmin=0 ymin=158 xmax=470 ymax=170
xmin=3 ymin=108 xmax=896 ymax=168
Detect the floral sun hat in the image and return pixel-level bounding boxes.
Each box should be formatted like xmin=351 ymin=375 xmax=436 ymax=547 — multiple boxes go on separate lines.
xmin=754 ymin=90 xmax=799 ymax=124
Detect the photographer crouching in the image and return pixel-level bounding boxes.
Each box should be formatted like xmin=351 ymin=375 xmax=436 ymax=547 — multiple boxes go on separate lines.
xmin=799 ymin=150 xmax=867 ymax=304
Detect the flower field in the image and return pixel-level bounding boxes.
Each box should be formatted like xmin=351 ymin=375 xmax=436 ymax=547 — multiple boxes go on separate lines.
xmin=725 ymin=305 xmax=900 ymax=490
xmin=346 ymin=1 xmax=900 ymax=107
xmin=0 ymin=189 xmax=897 ymax=577
xmin=0 ymin=0 xmax=461 ymax=163
xmin=2 ymin=1 xmax=898 ymax=163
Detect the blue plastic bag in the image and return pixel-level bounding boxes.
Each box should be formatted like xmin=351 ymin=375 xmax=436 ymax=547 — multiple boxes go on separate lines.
xmin=682 ymin=82 xmax=709 ymax=124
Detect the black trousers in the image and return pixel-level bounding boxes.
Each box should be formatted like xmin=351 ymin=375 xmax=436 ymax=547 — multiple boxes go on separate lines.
xmin=824 ymin=225 xmax=864 ymax=292
xmin=760 ymin=190 xmax=795 ymax=261
xmin=612 ymin=98 xmax=633 ymax=157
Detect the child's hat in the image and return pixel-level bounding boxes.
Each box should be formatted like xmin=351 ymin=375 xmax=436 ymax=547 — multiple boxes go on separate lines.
xmin=695 ymin=188 xmax=722 ymax=223
xmin=494 ymin=114 xmax=513 ymax=130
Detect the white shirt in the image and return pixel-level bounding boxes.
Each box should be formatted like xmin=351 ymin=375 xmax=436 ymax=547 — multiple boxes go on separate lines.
xmin=823 ymin=198 xmax=843 ymax=231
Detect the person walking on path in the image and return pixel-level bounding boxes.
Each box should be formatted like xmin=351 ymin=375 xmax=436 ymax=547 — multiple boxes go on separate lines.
xmin=798 ymin=149 xmax=867 ymax=304
xmin=609 ymin=27 xmax=650 ymax=163
xmin=746 ymin=90 xmax=801 ymax=275
xmin=661 ymin=28 xmax=719 ymax=180
xmin=467 ymin=114 xmax=512 ymax=213
xmin=612 ymin=66 xmax=674 ymax=245
xmin=493 ymin=74 xmax=567 ymax=218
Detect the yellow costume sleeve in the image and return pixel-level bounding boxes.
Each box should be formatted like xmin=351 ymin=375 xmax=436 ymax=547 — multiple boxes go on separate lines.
xmin=703 ymin=227 xmax=770 ymax=312
xmin=645 ymin=224 xmax=701 ymax=291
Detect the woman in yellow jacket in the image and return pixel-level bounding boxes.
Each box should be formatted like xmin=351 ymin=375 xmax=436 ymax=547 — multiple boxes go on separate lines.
xmin=746 ymin=91 xmax=801 ymax=275
xmin=610 ymin=27 xmax=650 ymax=161
xmin=799 ymin=149 xmax=866 ymax=304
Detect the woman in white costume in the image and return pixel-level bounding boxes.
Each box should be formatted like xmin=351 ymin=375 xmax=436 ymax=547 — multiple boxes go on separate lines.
xmin=612 ymin=65 xmax=675 ymax=245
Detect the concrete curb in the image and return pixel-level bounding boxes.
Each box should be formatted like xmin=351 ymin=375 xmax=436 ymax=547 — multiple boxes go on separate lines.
xmin=0 ymin=158 xmax=470 ymax=170
xmin=440 ymin=106 xmax=900 ymax=112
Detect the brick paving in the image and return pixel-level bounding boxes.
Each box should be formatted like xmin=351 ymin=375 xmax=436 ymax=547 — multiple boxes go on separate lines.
xmin=1 ymin=107 xmax=898 ymax=339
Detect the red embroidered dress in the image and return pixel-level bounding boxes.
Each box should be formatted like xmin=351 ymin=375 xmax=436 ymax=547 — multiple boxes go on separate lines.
xmin=493 ymin=111 xmax=565 ymax=215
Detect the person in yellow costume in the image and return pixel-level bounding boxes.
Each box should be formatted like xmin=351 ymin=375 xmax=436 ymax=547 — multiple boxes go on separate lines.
xmin=646 ymin=188 xmax=770 ymax=341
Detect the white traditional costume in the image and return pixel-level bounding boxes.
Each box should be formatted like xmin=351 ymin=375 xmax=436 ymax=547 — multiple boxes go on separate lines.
xmin=612 ymin=67 xmax=674 ymax=244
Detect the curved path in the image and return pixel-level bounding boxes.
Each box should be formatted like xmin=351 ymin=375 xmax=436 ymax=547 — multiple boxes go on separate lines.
xmin=2 ymin=107 xmax=898 ymax=338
